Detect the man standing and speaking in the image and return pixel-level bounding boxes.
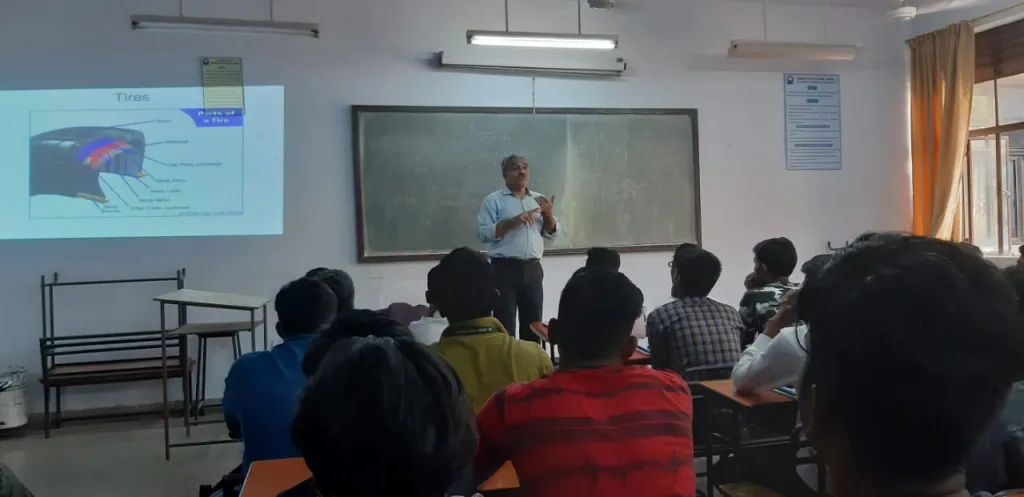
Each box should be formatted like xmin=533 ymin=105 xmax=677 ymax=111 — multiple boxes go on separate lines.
xmin=477 ymin=155 xmax=559 ymax=342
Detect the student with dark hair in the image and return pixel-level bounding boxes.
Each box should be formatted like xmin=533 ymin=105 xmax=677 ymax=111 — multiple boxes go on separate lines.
xmin=428 ymin=247 xmax=551 ymax=413
xmin=222 ymin=277 xmax=337 ymax=474
xmin=292 ymin=332 xmax=475 ymax=497
xmin=302 ymin=309 xmax=412 ymax=377
xmin=966 ymin=265 xmax=1024 ymax=494
xmin=475 ymin=268 xmax=695 ymax=497
xmin=647 ymin=243 xmax=743 ymax=380
xmin=797 ymin=235 xmax=1024 ymax=497
xmin=585 ymin=247 xmax=621 ymax=271
xmin=738 ymin=237 xmax=799 ymax=346
xmin=732 ymin=253 xmax=830 ymax=393
xmin=305 ymin=267 xmax=356 ymax=313
xmin=959 ymin=241 xmax=984 ymax=258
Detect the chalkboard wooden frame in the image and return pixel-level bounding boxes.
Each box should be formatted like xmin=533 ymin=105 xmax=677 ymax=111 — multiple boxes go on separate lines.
xmin=351 ymin=105 xmax=702 ymax=263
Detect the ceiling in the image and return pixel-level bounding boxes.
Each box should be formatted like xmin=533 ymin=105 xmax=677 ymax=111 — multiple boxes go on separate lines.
xmin=732 ymin=0 xmax=895 ymax=7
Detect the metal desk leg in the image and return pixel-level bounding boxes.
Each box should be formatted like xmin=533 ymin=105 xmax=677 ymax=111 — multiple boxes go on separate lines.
xmin=182 ymin=333 xmax=191 ymax=437
xmin=262 ymin=305 xmax=268 ymax=350
xmin=160 ymin=303 xmax=170 ymax=461
xmin=193 ymin=337 xmax=204 ymax=420
xmin=705 ymin=398 xmax=715 ymax=497
xmin=250 ymin=309 xmax=256 ymax=352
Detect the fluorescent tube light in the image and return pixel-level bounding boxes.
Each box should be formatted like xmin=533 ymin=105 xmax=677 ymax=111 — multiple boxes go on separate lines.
xmin=466 ymin=30 xmax=617 ymax=50
xmin=437 ymin=50 xmax=626 ymax=77
xmin=728 ymin=40 xmax=859 ymax=61
xmin=131 ymin=15 xmax=320 ymax=38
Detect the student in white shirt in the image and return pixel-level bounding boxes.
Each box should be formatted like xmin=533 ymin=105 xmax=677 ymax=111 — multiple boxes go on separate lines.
xmin=731 ymin=254 xmax=831 ymax=393
xmin=731 ymin=302 xmax=806 ymax=394
xmin=729 ymin=254 xmax=832 ymax=496
xmin=408 ymin=307 xmax=448 ymax=345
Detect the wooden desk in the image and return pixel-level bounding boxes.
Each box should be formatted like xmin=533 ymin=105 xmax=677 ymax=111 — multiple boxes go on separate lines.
xmin=696 ymin=380 xmax=799 ymax=497
xmin=529 ymin=321 xmax=651 ymax=365
xmin=240 ymin=458 xmax=519 ymax=497
xmin=699 ymin=379 xmax=793 ymax=408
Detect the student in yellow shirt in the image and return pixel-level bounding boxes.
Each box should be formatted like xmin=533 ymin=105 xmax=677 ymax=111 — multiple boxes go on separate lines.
xmin=429 ymin=247 xmax=553 ymax=413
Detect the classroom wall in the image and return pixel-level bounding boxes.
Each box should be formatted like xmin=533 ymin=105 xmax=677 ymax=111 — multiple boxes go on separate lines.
xmin=0 ymin=0 xmax=910 ymax=413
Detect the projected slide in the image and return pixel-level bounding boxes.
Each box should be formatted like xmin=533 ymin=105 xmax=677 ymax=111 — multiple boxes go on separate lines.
xmin=0 ymin=86 xmax=283 ymax=240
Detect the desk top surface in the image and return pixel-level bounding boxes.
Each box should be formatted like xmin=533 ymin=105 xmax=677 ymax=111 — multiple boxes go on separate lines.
xmin=699 ymin=379 xmax=794 ymax=408
xmin=240 ymin=458 xmax=517 ymax=497
xmin=154 ymin=289 xmax=270 ymax=310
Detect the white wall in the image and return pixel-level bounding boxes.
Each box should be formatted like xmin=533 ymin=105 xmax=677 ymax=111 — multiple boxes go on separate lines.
xmin=0 ymin=0 xmax=911 ymax=413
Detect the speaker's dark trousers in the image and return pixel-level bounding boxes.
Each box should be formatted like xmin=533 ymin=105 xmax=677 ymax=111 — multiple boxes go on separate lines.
xmin=492 ymin=258 xmax=543 ymax=342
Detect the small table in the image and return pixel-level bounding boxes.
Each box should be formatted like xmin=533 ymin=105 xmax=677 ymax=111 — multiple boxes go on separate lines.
xmin=697 ymin=380 xmax=800 ymax=497
xmin=240 ymin=458 xmax=519 ymax=497
xmin=529 ymin=321 xmax=651 ymax=365
xmin=155 ymin=289 xmax=270 ymax=460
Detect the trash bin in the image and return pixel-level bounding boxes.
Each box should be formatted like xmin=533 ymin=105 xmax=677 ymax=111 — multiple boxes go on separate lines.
xmin=0 ymin=367 xmax=28 ymax=430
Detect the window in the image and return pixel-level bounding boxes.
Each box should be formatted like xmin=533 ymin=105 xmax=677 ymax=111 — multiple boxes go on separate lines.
xmin=964 ymin=19 xmax=1024 ymax=253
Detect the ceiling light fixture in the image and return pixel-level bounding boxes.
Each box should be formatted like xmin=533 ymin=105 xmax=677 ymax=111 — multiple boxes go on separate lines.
xmin=132 ymin=0 xmax=319 ymax=38
xmin=728 ymin=0 xmax=857 ymax=61
xmin=438 ymin=50 xmax=626 ymax=76
xmin=728 ymin=40 xmax=859 ymax=61
xmin=131 ymin=15 xmax=319 ymax=37
xmin=466 ymin=0 xmax=619 ymax=50
xmin=467 ymin=30 xmax=616 ymax=50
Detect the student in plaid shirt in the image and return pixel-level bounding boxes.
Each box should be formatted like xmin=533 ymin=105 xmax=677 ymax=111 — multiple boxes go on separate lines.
xmin=647 ymin=243 xmax=743 ymax=381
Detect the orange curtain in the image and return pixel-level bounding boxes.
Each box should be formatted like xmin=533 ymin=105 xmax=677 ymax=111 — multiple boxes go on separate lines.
xmin=908 ymin=21 xmax=975 ymax=240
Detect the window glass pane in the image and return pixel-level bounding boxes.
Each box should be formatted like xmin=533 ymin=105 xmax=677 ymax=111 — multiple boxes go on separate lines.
xmin=998 ymin=74 xmax=1024 ymax=125
xmin=972 ymin=81 xmax=997 ymax=130
xmin=1010 ymin=131 xmax=1024 ymax=246
xmin=971 ymin=137 xmax=999 ymax=252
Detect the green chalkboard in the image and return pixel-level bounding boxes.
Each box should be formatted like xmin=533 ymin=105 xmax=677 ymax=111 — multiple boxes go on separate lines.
xmin=352 ymin=106 xmax=701 ymax=262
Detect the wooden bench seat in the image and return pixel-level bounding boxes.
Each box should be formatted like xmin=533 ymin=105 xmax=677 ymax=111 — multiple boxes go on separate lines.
xmin=46 ymin=357 xmax=194 ymax=387
xmin=39 ymin=329 xmax=193 ymax=438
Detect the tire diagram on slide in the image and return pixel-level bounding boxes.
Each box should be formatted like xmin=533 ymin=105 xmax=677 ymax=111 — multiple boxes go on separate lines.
xmin=30 ymin=127 xmax=147 ymax=204
xmin=28 ymin=108 xmax=245 ymax=219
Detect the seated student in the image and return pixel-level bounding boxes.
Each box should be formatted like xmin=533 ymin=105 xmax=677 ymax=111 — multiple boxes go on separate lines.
xmin=428 ymin=247 xmax=552 ymax=413
xmin=966 ymin=265 xmax=1024 ymax=494
xmin=796 ymin=235 xmax=1024 ymax=497
xmin=222 ymin=277 xmax=337 ymax=473
xmin=475 ymin=268 xmax=696 ymax=497
xmin=739 ymin=237 xmax=799 ymax=347
xmin=647 ymin=243 xmax=743 ymax=380
xmin=731 ymin=254 xmax=831 ymax=393
xmin=579 ymin=247 xmax=646 ymax=337
xmin=292 ymin=329 xmax=475 ymax=497
xmin=586 ymin=246 xmax=621 ymax=271
xmin=305 ymin=267 xmax=356 ymax=313
xmin=301 ymin=309 xmax=412 ymax=377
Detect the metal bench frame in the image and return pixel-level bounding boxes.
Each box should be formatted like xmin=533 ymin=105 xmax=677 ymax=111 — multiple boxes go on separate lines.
xmin=39 ymin=270 xmax=190 ymax=438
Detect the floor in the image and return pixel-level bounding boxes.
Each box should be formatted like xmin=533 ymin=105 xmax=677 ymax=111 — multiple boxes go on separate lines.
xmin=0 ymin=418 xmax=239 ymax=497
xmin=0 ymin=417 xmax=722 ymax=497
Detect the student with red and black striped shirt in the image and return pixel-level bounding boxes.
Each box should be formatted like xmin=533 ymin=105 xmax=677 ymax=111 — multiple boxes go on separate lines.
xmin=474 ymin=267 xmax=696 ymax=497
